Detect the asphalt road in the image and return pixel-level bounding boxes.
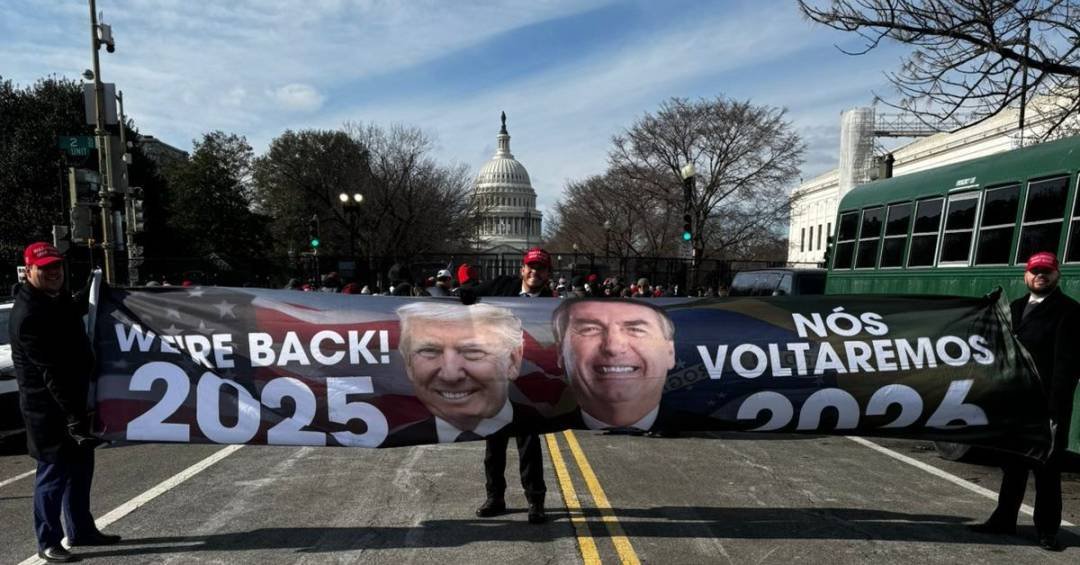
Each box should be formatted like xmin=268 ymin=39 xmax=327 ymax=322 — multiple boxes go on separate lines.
xmin=1 ymin=433 xmax=1078 ymax=564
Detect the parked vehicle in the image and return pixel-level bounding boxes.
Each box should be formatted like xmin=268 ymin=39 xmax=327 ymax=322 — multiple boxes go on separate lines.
xmin=728 ymin=268 xmax=826 ymax=297
xmin=0 ymin=300 xmax=24 ymax=446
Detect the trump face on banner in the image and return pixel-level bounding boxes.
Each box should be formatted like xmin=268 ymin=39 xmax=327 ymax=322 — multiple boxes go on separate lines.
xmin=553 ymin=298 xmax=676 ymax=430
xmin=396 ymin=302 xmax=524 ymax=440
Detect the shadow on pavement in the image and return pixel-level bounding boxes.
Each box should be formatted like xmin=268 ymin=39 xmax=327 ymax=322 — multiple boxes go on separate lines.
xmin=68 ymin=506 xmax=1075 ymax=558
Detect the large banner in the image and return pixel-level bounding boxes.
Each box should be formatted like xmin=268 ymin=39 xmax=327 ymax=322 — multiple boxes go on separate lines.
xmin=92 ymin=287 xmax=1052 ymax=457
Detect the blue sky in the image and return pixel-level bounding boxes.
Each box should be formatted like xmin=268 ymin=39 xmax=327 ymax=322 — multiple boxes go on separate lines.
xmin=2 ymin=0 xmax=909 ymax=216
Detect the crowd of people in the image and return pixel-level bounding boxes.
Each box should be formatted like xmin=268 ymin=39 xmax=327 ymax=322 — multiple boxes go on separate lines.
xmin=274 ymin=264 xmax=730 ymax=299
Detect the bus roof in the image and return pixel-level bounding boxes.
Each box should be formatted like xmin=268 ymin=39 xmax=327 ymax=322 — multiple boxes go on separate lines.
xmin=839 ymin=135 xmax=1080 ymax=211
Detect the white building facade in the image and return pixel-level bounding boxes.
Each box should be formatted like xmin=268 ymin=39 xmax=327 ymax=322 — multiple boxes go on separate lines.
xmin=473 ymin=113 xmax=542 ymax=253
xmin=788 ymin=105 xmax=1031 ymax=266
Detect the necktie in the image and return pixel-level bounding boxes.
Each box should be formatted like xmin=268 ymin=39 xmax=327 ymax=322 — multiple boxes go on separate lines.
xmin=456 ymin=430 xmax=483 ymax=442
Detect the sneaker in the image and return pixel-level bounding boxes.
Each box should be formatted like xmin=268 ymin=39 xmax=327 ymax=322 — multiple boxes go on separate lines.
xmin=966 ymin=520 xmax=1015 ymax=535
xmin=38 ymin=546 xmax=79 ymax=563
xmin=527 ymin=502 xmax=547 ymax=524
xmin=67 ymin=531 xmax=122 ymax=546
xmin=475 ymin=498 xmax=507 ymax=518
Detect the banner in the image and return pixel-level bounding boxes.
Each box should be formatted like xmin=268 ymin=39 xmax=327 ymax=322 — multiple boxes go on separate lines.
xmin=92 ymin=287 xmax=1052 ymax=457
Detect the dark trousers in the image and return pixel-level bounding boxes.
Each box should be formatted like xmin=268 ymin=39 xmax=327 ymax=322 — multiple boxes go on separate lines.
xmin=988 ymin=458 xmax=1062 ymax=535
xmin=33 ymin=449 xmax=97 ymax=550
xmin=484 ymin=433 xmax=546 ymax=504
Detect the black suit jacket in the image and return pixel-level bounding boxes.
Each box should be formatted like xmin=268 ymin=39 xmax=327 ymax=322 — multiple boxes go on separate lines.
xmin=379 ymin=402 xmax=541 ymax=447
xmin=1010 ymin=288 xmax=1080 ymax=450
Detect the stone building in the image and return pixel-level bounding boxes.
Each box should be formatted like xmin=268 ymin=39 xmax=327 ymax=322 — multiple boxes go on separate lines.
xmin=472 ymin=112 xmax=542 ymax=253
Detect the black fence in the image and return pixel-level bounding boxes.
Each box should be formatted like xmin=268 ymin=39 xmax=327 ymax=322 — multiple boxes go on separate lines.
xmin=3 ymin=249 xmax=786 ymax=294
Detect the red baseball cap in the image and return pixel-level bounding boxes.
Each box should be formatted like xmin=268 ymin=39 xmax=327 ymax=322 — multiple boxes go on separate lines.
xmin=23 ymin=242 xmax=63 ymax=268
xmin=457 ymin=263 xmax=479 ymax=285
xmin=1026 ymin=251 xmax=1059 ymax=272
xmin=523 ymin=247 xmax=551 ymax=269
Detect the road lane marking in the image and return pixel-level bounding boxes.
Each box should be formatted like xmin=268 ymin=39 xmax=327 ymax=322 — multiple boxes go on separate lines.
xmin=0 ymin=469 xmax=35 ymax=489
xmin=545 ymin=433 xmax=601 ymax=565
xmin=845 ymin=436 xmax=1075 ymax=527
xmin=562 ymin=430 xmax=641 ymax=565
xmin=17 ymin=444 xmax=243 ymax=565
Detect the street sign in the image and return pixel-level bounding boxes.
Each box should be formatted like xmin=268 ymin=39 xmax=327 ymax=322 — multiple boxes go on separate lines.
xmin=58 ymin=136 xmax=97 ymax=156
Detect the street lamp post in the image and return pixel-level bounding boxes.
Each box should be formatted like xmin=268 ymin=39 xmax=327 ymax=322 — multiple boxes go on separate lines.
xmin=603 ymin=220 xmax=612 ymax=261
xmin=680 ymin=163 xmax=697 ymax=293
xmin=338 ymin=191 xmax=363 ymax=258
xmin=572 ymin=243 xmax=579 ymax=277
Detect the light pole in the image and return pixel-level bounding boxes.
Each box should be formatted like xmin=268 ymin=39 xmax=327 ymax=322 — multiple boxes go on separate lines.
xmin=680 ymin=162 xmax=696 ymax=293
xmin=89 ymin=0 xmax=117 ymax=282
xmin=338 ymin=191 xmax=363 ymax=258
xmin=572 ymin=243 xmax=579 ymax=277
xmin=603 ymin=220 xmax=612 ymax=260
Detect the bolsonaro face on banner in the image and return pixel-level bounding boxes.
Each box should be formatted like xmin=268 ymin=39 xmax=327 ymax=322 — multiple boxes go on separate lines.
xmin=553 ymin=299 xmax=676 ymax=429
xmin=397 ymin=303 xmax=524 ymax=433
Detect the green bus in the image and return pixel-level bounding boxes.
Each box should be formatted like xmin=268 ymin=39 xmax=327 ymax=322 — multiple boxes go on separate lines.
xmin=824 ymin=134 xmax=1080 ymax=456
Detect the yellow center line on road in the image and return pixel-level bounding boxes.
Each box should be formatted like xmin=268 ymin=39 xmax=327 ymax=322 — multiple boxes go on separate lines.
xmin=562 ymin=430 xmax=641 ymax=565
xmin=545 ymin=433 xmax=602 ymax=565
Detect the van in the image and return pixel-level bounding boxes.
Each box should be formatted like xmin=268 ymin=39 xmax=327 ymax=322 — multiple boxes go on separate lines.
xmin=728 ymin=268 xmax=826 ymax=297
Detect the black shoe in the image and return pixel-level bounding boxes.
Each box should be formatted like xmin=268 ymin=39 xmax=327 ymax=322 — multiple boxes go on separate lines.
xmin=967 ymin=520 xmax=1015 ymax=535
xmin=1038 ymin=534 xmax=1063 ymax=552
xmin=38 ymin=546 xmax=78 ymax=563
xmin=476 ymin=498 xmax=506 ymax=518
xmin=528 ymin=502 xmax=547 ymax=524
xmin=68 ymin=531 xmax=122 ymax=546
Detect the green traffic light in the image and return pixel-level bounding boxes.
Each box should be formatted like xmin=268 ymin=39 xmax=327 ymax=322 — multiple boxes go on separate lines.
xmin=311 ymin=238 xmax=320 ymax=248
xmin=682 ymin=231 xmax=691 ymax=241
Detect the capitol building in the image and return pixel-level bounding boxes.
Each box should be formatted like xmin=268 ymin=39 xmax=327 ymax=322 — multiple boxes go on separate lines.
xmin=472 ymin=113 xmax=542 ymax=252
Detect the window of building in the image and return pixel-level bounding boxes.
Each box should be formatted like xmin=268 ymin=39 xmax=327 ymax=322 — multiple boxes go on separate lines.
xmin=800 ymin=227 xmax=805 ymax=253
xmin=817 ymin=224 xmax=823 ymax=250
xmin=855 ymin=206 xmax=884 ymax=269
xmin=833 ymin=211 xmax=858 ymax=269
xmin=1017 ymin=175 xmax=1070 ymax=263
xmin=880 ymin=202 xmax=912 ymax=268
xmin=907 ymin=197 xmax=943 ymax=267
xmin=974 ymin=183 xmax=1020 ymax=265
xmin=938 ymin=192 xmax=980 ymax=265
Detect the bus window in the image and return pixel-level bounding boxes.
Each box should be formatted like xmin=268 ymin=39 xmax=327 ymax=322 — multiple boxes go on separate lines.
xmin=833 ymin=211 xmax=858 ymax=269
xmin=880 ymin=202 xmax=912 ymax=268
xmin=975 ymin=183 xmax=1020 ymax=265
xmin=1067 ymin=178 xmax=1080 ymax=263
xmin=939 ymin=192 xmax=979 ymax=265
xmin=1017 ymin=175 xmax=1069 ymax=262
xmin=907 ymin=197 xmax=943 ymax=267
xmin=855 ymin=206 xmax=884 ymax=268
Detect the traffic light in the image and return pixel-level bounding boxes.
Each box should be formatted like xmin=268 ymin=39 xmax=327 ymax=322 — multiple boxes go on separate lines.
xmin=308 ymin=215 xmax=320 ymax=249
xmin=130 ymin=188 xmax=145 ymax=232
xmin=682 ymin=214 xmax=692 ymax=242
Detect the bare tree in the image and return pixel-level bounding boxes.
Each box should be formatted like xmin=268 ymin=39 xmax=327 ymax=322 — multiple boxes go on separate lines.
xmin=799 ymin=0 xmax=1080 ymax=137
xmin=545 ymin=174 xmax=679 ymax=257
xmin=607 ymin=97 xmax=804 ymax=261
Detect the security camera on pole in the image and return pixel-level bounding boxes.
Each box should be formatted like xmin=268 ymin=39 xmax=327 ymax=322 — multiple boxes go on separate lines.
xmin=88 ymin=0 xmax=118 ymax=283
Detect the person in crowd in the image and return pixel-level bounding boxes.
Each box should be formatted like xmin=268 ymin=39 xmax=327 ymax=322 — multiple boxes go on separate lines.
xmin=468 ymin=247 xmax=553 ymax=524
xmin=634 ymin=278 xmax=651 ymax=297
xmin=551 ymin=298 xmax=675 ymax=431
xmin=426 ymin=270 xmax=454 ymax=296
xmin=10 ymin=242 xmax=121 ymax=563
xmin=968 ymin=251 xmax=1079 ymax=552
xmin=570 ymin=275 xmax=587 ymax=298
xmin=389 ymin=302 xmax=527 ymax=444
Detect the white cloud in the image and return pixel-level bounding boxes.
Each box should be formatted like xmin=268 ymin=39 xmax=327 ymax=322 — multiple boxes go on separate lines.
xmin=269 ymin=83 xmax=324 ymax=112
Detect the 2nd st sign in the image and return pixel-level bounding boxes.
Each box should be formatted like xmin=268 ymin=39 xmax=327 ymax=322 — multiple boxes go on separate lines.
xmin=57 ymin=135 xmax=96 ymax=156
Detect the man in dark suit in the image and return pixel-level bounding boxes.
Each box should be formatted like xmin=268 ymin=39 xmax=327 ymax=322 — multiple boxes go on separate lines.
xmin=393 ymin=302 xmax=524 ymax=444
xmin=551 ymin=298 xmax=675 ymax=431
xmin=969 ymin=251 xmax=1079 ymax=552
xmin=11 ymin=242 xmax=120 ymax=563
xmin=471 ymin=247 xmax=553 ymax=524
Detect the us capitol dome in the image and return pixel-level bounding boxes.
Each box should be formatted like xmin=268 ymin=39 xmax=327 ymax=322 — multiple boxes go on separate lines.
xmin=472 ymin=112 xmax=542 ymax=252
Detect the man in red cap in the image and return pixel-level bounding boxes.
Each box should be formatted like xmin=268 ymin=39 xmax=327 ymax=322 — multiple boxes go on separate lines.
xmin=10 ymin=242 xmax=120 ymax=562
xmin=969 ymin=251 xmax=1079 ymax=552
xmin=466 ymin=247 xmax=552 ymax=524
